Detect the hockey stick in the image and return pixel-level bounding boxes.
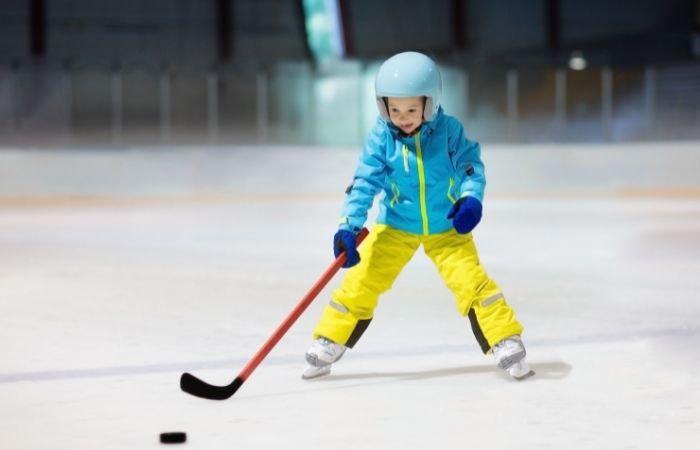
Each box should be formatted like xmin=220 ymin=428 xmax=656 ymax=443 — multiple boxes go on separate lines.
xmin=180 ymin=227 xmax=370 ymax=400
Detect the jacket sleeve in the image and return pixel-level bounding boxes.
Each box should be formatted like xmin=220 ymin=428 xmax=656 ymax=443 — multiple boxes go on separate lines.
xmin=338 ymin=122 xmax=388 ymax=232
xmin=448 ymin=119 xmax=486 ymax=203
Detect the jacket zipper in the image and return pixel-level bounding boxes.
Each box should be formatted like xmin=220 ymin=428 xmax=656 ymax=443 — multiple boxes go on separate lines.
xmin=414 ymin=132 xmax=429 ymax=235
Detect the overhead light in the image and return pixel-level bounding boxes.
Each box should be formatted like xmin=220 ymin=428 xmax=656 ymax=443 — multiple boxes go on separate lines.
xmin=568 ymin=51 xmax=587 ymax=71
xmin=302 ymin=0 xmax=345 ymax=60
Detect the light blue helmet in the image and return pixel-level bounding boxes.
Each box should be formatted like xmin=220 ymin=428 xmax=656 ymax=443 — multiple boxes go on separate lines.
xmin=375 ymin=51 xmax=442 ymax=122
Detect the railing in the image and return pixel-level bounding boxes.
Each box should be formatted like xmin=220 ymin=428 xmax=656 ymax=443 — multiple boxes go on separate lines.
xmin=1 ymin=60 xmax=699 ymax=147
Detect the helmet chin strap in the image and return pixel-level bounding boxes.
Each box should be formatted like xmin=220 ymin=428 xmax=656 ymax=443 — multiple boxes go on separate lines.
xmin=401 ymin=124 xmax=422 ymax=137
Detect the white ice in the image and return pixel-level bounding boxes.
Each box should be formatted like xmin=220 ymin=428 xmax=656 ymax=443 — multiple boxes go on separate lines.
xmin=1 ymin=144 xmax=699 ymax=449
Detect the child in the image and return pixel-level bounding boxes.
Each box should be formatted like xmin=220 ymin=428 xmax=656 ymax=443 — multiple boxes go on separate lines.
xmin=303 ymin=51 xmax=533 ymax=381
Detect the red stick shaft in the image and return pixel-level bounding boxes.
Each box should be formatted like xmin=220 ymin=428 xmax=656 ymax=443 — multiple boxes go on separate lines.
xmin=238 ymin=227 xmax=369 ymax=381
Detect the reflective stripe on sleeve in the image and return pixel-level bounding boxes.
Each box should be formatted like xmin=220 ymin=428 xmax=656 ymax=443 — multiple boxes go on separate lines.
xmin=329 ymin=301 xmax=349 ymax=314
xmin=481 ymin=293 xmax=505 ymax=307
xmin=447 ymin=177 xmax=456 ymax=204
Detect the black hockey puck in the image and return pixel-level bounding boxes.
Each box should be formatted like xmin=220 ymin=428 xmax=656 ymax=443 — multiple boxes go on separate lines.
xmin=159 ymin=432 xmax=187 ymax=444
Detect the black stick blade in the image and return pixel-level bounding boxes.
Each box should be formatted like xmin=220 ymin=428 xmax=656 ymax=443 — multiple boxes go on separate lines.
xmin=180 ymin=373 xmax=243 ymax=400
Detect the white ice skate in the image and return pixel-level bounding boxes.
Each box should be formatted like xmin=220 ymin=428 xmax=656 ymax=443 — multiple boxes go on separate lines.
xmin=492 ymin=335 xmax=535 ymax=380
xmin=301 ymin=364 xmax=331 ymax=380
xmin=302 ymin=337 xmax=346 ymax=380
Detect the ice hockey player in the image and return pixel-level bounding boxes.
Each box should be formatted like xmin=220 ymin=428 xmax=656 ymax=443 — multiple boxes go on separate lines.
xmin=303 ymin=51 xmax=534 ymax=381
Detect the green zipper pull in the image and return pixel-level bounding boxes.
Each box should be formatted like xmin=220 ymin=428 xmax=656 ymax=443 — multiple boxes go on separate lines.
xmin=402 ymin=144 xmax=409 ymax=174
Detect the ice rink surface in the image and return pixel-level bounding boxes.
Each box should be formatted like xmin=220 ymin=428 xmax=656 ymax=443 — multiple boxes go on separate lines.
xmin=1 ymin=144 xmax=699 ymax=449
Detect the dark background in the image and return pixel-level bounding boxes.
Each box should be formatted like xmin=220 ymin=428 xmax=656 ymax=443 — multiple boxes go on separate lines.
xmin=1 ymin=0 xmax=699 ymax=145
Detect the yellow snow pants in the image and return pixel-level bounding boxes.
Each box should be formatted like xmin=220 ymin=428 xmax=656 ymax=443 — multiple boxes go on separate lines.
xmin=313 ymin=224 xmax=524 ymax=353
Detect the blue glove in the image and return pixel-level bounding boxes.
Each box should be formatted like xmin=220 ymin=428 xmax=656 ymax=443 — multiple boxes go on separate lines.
xmin=447 ymin=196 xmax=483 ymax=234
xmin=333 ymin=229 xmax=361 ymax=268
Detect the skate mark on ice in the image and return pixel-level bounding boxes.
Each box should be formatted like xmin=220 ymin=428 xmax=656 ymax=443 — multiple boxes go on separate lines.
xmin=0 ymin=327 xmax=693 ymax=383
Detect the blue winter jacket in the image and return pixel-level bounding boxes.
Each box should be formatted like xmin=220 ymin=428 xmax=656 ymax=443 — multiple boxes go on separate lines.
xmin=339 ymin=107 xmax=486 ymax=236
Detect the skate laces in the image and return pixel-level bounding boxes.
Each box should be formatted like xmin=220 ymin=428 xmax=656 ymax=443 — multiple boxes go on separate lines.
xmin=315 ymin=337 xmax=341 ymax=356
xmin=493 ymin=336 xmax=524 ymax=360
xmin=496 ymin=337 xmax=520 ymax=350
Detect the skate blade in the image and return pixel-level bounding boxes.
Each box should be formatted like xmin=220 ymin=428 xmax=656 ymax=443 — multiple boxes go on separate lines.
xmin=513 ymin=369 xmax=535 ymax=381
xmin=301 ymin=365 xmax=331 ymax=380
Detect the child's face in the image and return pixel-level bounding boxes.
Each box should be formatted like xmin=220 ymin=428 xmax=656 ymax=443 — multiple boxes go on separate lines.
xmin=387 ymin=96 xmax=424 ymax=135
